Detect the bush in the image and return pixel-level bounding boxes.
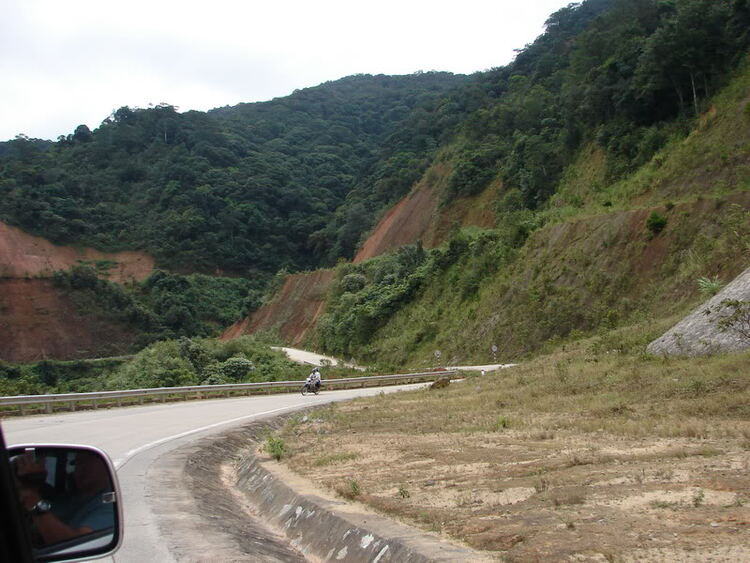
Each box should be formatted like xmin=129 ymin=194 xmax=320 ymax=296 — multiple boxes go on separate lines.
xmin=265 ymin=435 xmax=287 ymax=461
xmin=220 ymin=356 xmax=254 ymax=381
xmin=696 ymin=276 xmax=724 ymax=296
xmin=646 ymin=212 xmax=667 ymax=237
xmin=341 ymin=273 xmax=367 ymax=293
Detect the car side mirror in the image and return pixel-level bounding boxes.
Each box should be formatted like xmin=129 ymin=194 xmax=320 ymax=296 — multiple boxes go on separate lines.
xmin=6 ymin=444 xmax=122 ymax=562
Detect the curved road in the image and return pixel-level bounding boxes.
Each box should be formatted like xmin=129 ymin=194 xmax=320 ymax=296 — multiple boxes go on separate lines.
xmin=3 ymin=383 xmax=426 ymax=561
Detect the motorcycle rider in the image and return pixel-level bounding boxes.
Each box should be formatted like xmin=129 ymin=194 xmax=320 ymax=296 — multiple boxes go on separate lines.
xmin=309 ymin=367 xmax=322 ymax=392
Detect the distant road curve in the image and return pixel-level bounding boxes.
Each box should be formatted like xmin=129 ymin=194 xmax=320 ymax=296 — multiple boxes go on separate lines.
xmin=274 ymin=347 xmax=517 ymax=374
xmin=448 ymin=363 xmax=518 ymax=372
xmin=273 ymin=346 xmax=364 ymax=370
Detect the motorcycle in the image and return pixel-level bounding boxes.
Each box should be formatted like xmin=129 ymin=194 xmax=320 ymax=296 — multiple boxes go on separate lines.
xmin=301 ymin=377 xmax=320 ymax=395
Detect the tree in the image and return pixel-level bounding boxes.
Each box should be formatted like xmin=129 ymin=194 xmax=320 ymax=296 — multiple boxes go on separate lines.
xmin=72 ymin=125 xmax=93 ymax=143
xmin=635 ymin=0 xmax=733 ymax=117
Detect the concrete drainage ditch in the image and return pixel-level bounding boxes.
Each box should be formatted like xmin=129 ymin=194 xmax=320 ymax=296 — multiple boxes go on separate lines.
xmin=149 ymin=412 xmax=488 ymax=562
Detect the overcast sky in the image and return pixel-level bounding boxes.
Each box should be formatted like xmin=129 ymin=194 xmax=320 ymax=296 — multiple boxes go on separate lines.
xmin=2 ymin=0 xmax=572 ymax=141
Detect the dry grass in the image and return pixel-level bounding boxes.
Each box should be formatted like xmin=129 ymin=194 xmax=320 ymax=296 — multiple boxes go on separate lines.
xmin=280 ymin=328 xmax=750 ymax=561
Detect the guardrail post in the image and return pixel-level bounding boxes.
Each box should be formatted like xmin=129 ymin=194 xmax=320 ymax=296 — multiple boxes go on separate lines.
xmin=45 ymin=403 xmax=53 ymax=414
xmin=92 ymin=399 xmax=98 ymax=410
xmin=19 ymin=405 xmax=25 ymax=416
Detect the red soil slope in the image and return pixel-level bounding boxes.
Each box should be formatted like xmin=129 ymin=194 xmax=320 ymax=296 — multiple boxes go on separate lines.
xmin=354 ymin=173 xmax=497 ymax=263
xmin=229 ymin=166 xmax=497 ymax=345
xmin=0 ymin=279 xmax=137 ymax=362
xmin=0 ymin=222 xmax=154 ymax=283
xmin=354 ymin=181 xmax=439 ymax=263
xmin=0 ymin=222 xmax=155 ymax=362
xmin=222 ymin=270 xmax=335 ymax=346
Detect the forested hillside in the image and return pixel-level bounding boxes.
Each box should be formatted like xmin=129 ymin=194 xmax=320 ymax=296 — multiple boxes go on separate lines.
xmin=3 ymin=0 xmax=750 ymax=368
xmin=0 ymin=73 xmax=466 ymax=274
xmin=306 ymin=0 xmax=750 ymax=364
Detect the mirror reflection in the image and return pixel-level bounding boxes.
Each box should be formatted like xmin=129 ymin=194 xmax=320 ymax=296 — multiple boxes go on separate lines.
xmin=10 ymin=447 xmax=117 ymax=551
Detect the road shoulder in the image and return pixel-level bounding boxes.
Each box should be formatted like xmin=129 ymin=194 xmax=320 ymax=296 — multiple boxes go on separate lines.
xmin=151 ymin=413 xmax=490 ymax=562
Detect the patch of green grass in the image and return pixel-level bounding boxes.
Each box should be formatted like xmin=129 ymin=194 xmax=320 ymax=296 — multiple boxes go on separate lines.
xmin=265 ymin=435 xmax=287 ymax=461
xmin=313 ymin=452 xmax=359 ymax=466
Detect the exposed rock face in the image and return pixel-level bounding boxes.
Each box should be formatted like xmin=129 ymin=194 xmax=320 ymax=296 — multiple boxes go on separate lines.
xmin=647 ymin=266 xmax=750 ymax=356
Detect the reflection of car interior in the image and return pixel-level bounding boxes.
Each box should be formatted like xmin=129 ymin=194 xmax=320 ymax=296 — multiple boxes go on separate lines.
xmin=14 ymin=449 xmax=116 ymax=550
xmin=1 ymin=432 xmax=123 ymax=563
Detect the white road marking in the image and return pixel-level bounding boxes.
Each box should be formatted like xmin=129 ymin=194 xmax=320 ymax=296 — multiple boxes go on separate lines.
xmin=113 ymin=403 xmax=304 ymax=469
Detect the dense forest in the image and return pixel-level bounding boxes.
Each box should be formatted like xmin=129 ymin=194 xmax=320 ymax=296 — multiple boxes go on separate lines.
xmin=3 ymin=0 xmax=748 ymax=278
xmin=0 ymin=73 xmax=466 ymax=274
xmin=2 ymin=0 xmax=750 ymax=364
xmin=294 ymin=0 xmax=750 ymax=259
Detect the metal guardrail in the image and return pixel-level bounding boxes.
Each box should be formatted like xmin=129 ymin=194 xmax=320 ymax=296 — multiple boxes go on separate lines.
xmin=0 ymin=371 xmax=457 ymax=416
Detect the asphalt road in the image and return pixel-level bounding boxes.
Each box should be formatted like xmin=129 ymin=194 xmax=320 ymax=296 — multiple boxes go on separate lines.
xmin=3 ymin=383 xmax=426 ymax=561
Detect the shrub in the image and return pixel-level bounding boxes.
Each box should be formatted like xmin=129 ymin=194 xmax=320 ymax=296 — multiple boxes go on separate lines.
xmin=646 ymin=212 xmax=667 ymax=237
xmin=494 ymin=416 xmax=511 ymax=431
xmin=266 ymin=435 xmax=287 ymax=461
xmin=220 ymin=356 xmax=254 ymax=381
xmin=696 ymin=276 xmax=724 ymax=296
xmin=341 ymin=273 xmax=367 ymax=293
xmin=349 ymin=479 xmax=362 ymax=497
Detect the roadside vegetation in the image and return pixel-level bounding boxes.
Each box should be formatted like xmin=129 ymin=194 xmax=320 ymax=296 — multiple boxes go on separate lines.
xmin=0 ymin=336 xmax=353 ymax=396
xmin=280 ymin=322 xmax=750 ymax=559
xmin=313 ymin=42 xmax=750 ymax=366
xmin=50 ymin=264 xmax=265 ymax=348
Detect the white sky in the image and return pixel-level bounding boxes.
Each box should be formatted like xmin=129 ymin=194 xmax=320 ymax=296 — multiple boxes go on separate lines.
xmin=1 ymin=0 xmax=572 ymax=141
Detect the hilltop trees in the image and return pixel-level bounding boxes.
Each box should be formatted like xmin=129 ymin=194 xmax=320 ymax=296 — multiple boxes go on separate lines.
xmin=1 ymin=0 xmax=749 ymax=277
xmin=0 ymin=73 xmax=466 ymax=274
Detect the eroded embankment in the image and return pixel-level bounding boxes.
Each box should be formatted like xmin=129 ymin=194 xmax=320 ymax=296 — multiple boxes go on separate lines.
xmin=353 ymin=165 xmax=496 ymax=263
xmin=0 ymin=221 xmax=156 ymax=362
xmin=152 ymin=414 xmax=489 ymax=562
xmin=0 ymin=221 xmax=154 ymax=282
xmin=0 ymin=278 xmax=138 ymax=362
xmin=222 ymin=269 xmax=335 ymax=345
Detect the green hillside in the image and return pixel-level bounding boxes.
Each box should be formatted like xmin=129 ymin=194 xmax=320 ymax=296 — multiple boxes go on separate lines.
xmin=312 ymin=0 xmax=750 ymax=366
xmin=0 ymin=73 xmax=467 ymax=274
xmin=2 ymin=0 xmax=750 ymax=367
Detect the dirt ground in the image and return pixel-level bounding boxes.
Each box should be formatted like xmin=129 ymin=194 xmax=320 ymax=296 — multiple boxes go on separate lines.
xmin=281 ymin=393 xmax=750 ymax=562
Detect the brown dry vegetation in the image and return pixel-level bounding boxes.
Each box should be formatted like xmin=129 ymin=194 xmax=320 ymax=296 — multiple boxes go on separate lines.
xmin=279 ymin=326 xmax=750 ymax=562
